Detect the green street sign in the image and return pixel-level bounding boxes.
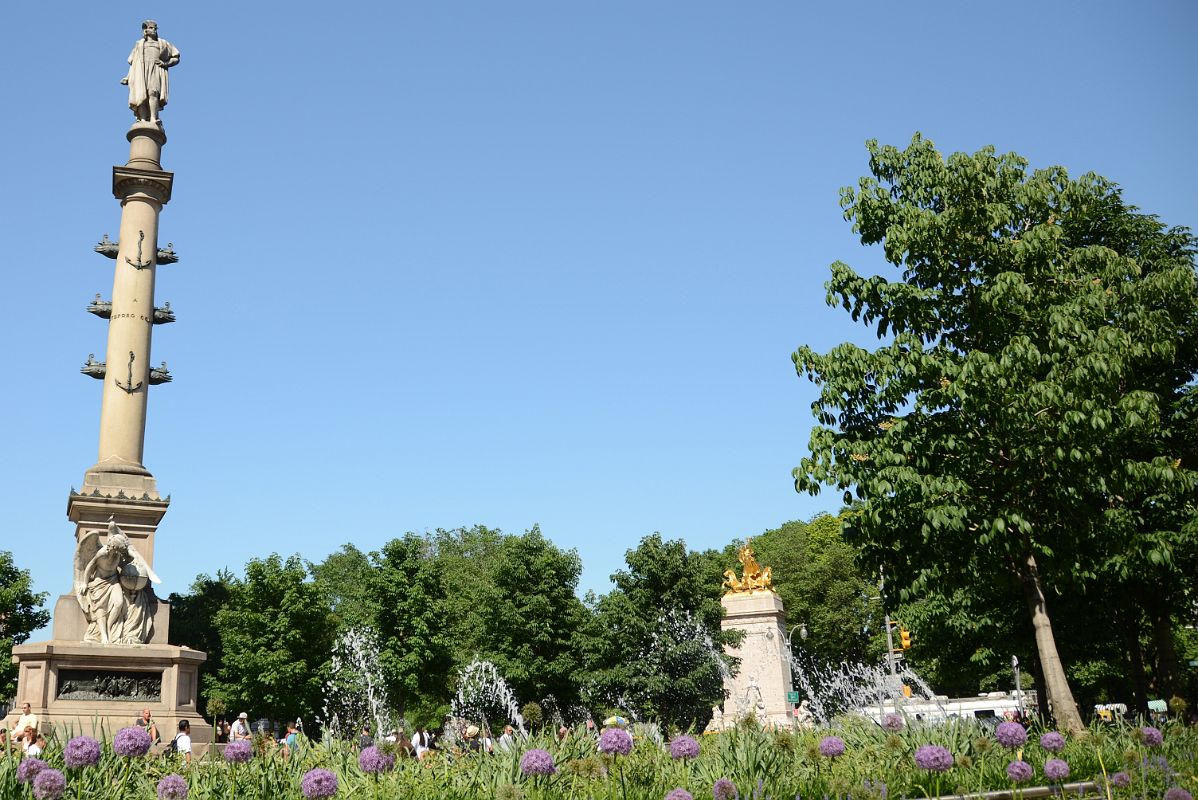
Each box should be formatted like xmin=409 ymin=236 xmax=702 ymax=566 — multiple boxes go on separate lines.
xmin=786 ymin=691 xmax=801 ymax=703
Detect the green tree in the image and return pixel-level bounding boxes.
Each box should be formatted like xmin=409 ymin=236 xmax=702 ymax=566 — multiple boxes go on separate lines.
xmin=167 ymin=570 xmax=234 ymax=716
xmin=793 ymin=135 xmax=1198 ymax=733
xmin=0 ymin=551 xmax=49 ymax=700
xmin=578 ymin=534 xmax=737 ymax=728
xmin=469 ymin=527 xmax=588 ymax=709
xmin=310 ymin=544 xmax=378 ymax=633
xmin=370 ymin=533 xmax=452 ymax=727
xmin=204 ymin=555 xmax=335 ymax=724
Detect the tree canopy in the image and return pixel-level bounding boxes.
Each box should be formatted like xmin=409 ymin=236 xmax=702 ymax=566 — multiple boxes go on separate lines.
xmin=202 ymin=555 xmax=336 ymax=724
xmin=794 ymin=135 xmax=1198 ymax=732
xmin=0 ymin=551 xmax=50 ymax=700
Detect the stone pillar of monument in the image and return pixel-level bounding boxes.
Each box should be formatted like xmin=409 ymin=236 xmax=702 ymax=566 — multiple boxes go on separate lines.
xmin=7 ymin=23 xmax=209 ymax=746
xmin=71 ymin=121 xmax=175 ymax=570
xmin=710 ymin=545 xmax=796 ymax=730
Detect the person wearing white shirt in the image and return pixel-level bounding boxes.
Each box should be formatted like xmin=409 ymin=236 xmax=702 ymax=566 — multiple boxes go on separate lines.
xmin=10 ymin=703 xmax=38 ymax=744
xmin=230 ymin=712 xmax=252 ymax=741
xmin=173 ymin=720 xmax=192 ymax=765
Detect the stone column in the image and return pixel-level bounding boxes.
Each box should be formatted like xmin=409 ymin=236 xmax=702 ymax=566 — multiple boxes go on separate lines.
xmin=72 ymin=122 xmax=175 ymax=578
xmin=92 ymin=122 xmax=173 ymax=480
xmin=718 ymin=591 xmax=795 ymax=729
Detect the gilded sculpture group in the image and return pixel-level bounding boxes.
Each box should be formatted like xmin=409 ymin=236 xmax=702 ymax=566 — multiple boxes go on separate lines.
xmin=722 ymin=543 xmax=774 ymax=594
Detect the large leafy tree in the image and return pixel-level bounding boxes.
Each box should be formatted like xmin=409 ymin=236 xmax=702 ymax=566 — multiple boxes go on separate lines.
xmin=168 ymin=570 xmax=234 ymax=716
xmin=204 ymin=555 xmax=336 ymax=724
xmin=423 ymin=526 xmax=590 ymax=718
xmin=0 ymin=551 xmax=50 ymax=700
xmin=468 ymin=527 xmax=588 ymax=709
xmin=370 ymin=533 xmax=453 ymax=726
xmin=794 ymin=136 xmax=1198 ymax=733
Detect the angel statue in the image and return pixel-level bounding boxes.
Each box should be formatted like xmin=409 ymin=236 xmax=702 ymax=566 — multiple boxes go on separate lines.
xmin=73 ymin=518 xmax=160 ymax=644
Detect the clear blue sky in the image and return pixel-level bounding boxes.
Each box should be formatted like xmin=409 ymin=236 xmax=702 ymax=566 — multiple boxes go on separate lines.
xmin=3 ymin=2 xmax=1195 ymax=634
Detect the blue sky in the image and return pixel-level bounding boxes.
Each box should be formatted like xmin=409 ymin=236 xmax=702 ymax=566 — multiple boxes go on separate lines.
xmin=3 ymin=2 xmax=1196 ymax=634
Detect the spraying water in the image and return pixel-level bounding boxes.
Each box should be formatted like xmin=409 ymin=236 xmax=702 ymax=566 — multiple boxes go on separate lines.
xmin=451 ymin=657 xmax=527 ymax=737
xmin=319 ymin=626 xmax=397 ymax=738
xmin=786 ymin=646 xmax=942 ymax=725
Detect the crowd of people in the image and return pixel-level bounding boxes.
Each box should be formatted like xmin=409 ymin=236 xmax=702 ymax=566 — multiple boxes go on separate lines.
xmin=4 ymin=698 xmax=620 ymax=766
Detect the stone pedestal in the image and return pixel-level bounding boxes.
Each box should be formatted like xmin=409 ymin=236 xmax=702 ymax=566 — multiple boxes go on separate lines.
xmin=714 ymin=591 xmax=794 ymax=729
xmin=5 ymin=641 xmax=210 ymax=744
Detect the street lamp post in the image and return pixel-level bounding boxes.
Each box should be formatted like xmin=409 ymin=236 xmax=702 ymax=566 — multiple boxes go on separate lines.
xmin=1012 ymin=655 xmax=1023 ymax=715
xmin=786 ymin=623 xmax=808 ymax=731
xmin=787 ymin=622 xmax=808 ymax=651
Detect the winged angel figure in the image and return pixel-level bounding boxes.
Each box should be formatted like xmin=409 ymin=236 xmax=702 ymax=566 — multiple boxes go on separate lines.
xmin=73 ymin=518 xmax=160 ymax=644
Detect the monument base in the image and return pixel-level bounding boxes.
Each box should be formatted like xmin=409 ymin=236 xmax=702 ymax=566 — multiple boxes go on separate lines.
xmin=713 ymin=590 xmax=795 ymax=730
xmin=6 ymin=640 xmax=210 ymax=745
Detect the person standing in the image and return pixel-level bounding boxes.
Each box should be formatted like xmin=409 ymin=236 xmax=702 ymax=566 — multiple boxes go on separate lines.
xmin=230 ymin=712 xmax=252 ymax=741
xmin=356 ymin=726 xmax=374 ymax=750
xmin=412 ymin=726 xmax=431 ymax=759
xmin=172 ymin=720 xmax=192 ymax=766
xmin=282 ymin=722 xmax=300 ymax=755
xmin=497 ymin=724 xmax=516 ymax=751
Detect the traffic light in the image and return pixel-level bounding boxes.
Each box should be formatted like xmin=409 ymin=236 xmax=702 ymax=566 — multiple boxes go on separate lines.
xmin=900 ymin=627 xmax=912 ymax=649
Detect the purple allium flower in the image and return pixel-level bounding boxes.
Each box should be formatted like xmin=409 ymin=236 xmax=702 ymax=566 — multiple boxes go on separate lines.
xmin=1140 ymin=726 xmax=1163 ymax=748
xmin=666 ymin=790 xmax=694 ymax=800
xmin=520 ymin=748 xmax=557 ymax=776
xmin=301 ymin=768 xmax=339 ymax=799
xmin=358 ymin=745 xmax=395 ymax=774
xmin=882 ymin=713 xmax=904 ymax=732
xmin=1006 ymin=760 xmax=1033 ymax=783
xmin=670 ymin=735 xmax=700 ymax=760
xmin=914 ymin=744 xmax=953 ymax=772
xmin=1108 ymin=772 xmax=1131 ymax=789
xmin=1039 ymin=731 xmax=1066 ymax=753
xmin=63 ymin=735 xmax=102 ymax=769
xmin=713 ymin=778 xmax=739 ymax=800
xmin=598 ymin=727 xmax=633 ymax=756
xmin=17 ymin=757 xmax=49 ymax=783
xmin=114 ymin=725 xmax=152 ymax=757
xmin=224 ymin=740 xmax=253 ymax=763
xmin=157 ymin=775 xmax=190 ymax=800
xmin=819 ymin=736 xmax=846 ymax=758
xmin=1164 ymin=789 xmax=1193 ymax=800
xmin=995 ymin=722 xmax=1028 ymax=749
xmin=32 ymin=768 xmax=66 ymax=800
xmin=1043 ymin=758 xmax=1070 ymax=782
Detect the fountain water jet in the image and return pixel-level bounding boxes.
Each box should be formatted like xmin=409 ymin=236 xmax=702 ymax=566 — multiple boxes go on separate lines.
xmin=319 ymin=627 xmax=398 ymax=739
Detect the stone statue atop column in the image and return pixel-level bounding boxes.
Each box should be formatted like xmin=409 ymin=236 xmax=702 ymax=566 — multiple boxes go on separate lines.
xmin=122 ymin=20 xmax=180 ymax=126
xmin=73 ymin=519 xmax=160 ymax=644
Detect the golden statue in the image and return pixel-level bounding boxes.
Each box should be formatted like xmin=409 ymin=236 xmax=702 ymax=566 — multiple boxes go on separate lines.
xmin=722 ymin=542 xmax=774 ymax=594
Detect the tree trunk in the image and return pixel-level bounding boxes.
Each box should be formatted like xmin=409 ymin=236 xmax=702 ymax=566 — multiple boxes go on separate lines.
xmin=1149 ymin=604 xmax=1179 ymax=701
xmin=1122 ymin=611 xmax=1149 ymax=717
xmin=1020 ymin=551 xmax=1085 ymax=734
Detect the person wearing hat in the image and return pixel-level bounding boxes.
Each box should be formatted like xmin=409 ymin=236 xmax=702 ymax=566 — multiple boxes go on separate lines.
xmin=230 ymin=712 xmax=252 ymax=742
xmin=463 ymin=724 xmax=482 ymax=753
